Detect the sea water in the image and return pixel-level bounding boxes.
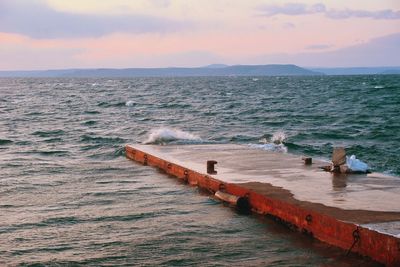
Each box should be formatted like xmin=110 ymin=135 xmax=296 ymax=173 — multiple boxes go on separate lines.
xmin=1 ymin=75 xmax=399 ymax=266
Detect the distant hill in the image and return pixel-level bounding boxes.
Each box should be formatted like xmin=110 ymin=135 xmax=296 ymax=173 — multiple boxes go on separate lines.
xmin=203 ymin=64 xmax=229 ymax=69
xmin=310 ymin=67 xmax=400 ymax=75
xmin=0 ymin=64 xmax=321 ymax=77
xmin=380 ymin=69 xmax=400 ymax=75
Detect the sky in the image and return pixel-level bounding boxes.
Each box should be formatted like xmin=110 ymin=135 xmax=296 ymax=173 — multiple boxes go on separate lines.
xmin=0 ymin=0 xmax=399 ymax=70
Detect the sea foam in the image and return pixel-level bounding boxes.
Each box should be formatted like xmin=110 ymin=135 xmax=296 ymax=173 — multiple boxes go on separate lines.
xmin=143 ymin=127 xmax=202 ymax=145
xmin=249 ymin=130 xmax=288 ymax=153
xmin=271 ymin=131 xmax=286 ymax=144
xmin=125 ymin=100 xmax=135 ymax=107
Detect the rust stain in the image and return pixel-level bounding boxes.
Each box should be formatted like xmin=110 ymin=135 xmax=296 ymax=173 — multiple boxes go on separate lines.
xmin=125 ymin=144 xmax=400 ymax=266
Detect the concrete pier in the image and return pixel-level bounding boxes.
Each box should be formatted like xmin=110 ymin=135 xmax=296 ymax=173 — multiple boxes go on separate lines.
xmin=125 ymin=144 xmax=400 ymax=266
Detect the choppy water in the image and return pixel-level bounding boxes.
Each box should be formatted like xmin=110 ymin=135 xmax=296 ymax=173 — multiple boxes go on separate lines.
xmin=1 ymin=76 xmax=399 ymax=266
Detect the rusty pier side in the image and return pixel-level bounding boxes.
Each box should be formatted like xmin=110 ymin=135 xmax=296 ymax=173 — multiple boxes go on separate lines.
xmin=125 ymin=144 xmax=400 ymax=266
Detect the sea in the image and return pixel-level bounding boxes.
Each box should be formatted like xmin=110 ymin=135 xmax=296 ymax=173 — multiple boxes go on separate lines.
xmin=0 ymin=75 xmax=399 ymax=266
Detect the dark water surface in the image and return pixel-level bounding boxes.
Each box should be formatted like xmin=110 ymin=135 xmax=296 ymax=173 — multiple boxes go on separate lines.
xmin=1 ymin=76 xmax=398 ymax=266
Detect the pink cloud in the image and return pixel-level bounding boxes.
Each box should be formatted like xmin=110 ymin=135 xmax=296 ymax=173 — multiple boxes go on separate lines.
xmin=0 ymin=0 xmax=189 ymax=39
xmin=257 ymin=3 xmax=400 ymax=20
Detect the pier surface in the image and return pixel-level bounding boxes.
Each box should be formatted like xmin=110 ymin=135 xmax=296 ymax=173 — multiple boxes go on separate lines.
xmin=126 ymin=144 xmax=400 ymax=266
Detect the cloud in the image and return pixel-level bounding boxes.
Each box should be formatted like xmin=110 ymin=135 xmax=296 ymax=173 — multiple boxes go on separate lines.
xmin=150 ymin=0 xmax=171 ymax=8
xmin=283 ymin=22 xmax=295 ymax=29
xmin=258 ymin=3 xmax=325 ymax=17
xmin=0 ymin=34 xmax=83 ymax=70
xmin=257 ymin=3 xmax=400 ymax=20
xmin=0 ymin=0 xmax=188 ymax=39
xmin=248 ymin=32 xmax=400 ymax=67
xmin=326 ymin=8 xmax=400 ymax=20
xmin=305 ymin=44 xmax=333 ymax=50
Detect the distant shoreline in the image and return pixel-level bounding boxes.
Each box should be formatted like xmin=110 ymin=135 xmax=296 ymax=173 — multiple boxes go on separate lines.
xmin=0 ymin=64 xmax=399 ymax=77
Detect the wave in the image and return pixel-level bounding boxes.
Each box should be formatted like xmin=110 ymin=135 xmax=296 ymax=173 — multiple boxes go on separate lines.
xmin=271 ymin=130 xmax=286 ymax=144
xmin=32 ymin=130 xmax=65 ymax=137
xmin=82 ymin=120 xmax=97 ymax=126
xmin=143 ymin=127 xmax=202 ymax=145
xmin=37 ymin=150 xmax=69 ymax=156
xmin=249 ymin=130 xmax=288 ymax=153
xmin=23 ymin=150 xmax=70 ymax=156
xmin=125 ymin=100 xmax=135 ymax=107
xmin=0 ymin=139 xmax=13 ymax=145
xmin=84 ymin=110 xmax=100 ymax=115
xmin=97 ymin=101 xmax=126 ymax=108
xmin=80 ymin=134 xmax=126 ymax=144
xmin=113 ymin=146 xmax=126 ymax=157
xmin=43 ymin=137 xmax=64 ymax=143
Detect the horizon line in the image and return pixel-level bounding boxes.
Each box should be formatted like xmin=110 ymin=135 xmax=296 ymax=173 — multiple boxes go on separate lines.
xmin=1 ymin=64 xmax=400 ymax=73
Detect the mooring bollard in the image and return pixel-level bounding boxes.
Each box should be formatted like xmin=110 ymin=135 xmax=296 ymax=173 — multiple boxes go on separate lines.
xmin=302 ymin=157 xmax=312 ymax=165
xmin=207 ymin=160 xmax=217 ymax=174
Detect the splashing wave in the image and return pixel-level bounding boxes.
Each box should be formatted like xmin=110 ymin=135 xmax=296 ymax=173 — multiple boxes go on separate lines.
xmin=143 ymin=128 xmax=202 ymax=145
xmin=271 ymin=131 xmax=287 ymax=144
xmin=249 ymin=130 xmax=288 ymax=153
xmin=125 ymin=100 xmax=135 ymax=107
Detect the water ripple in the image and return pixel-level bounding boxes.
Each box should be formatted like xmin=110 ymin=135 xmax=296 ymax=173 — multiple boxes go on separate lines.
xmin=0 ymin=76 xmax=396 ymax=266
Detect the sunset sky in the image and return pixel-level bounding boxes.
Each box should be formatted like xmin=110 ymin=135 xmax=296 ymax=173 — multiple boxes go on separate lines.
xmin=0 ymin=0 xmax=399 ymax=70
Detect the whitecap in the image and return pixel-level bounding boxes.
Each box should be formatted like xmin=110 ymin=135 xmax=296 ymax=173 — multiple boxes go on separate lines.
xmin=249 ymin=130 xmax=288 ymax=153
xmin=143 ymin=127 xmax=202 ymax=145
xmin=125 ymin=100 xmax=135 ymax=107
xmin=271 ymin=131 xmax=286 ymax=144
